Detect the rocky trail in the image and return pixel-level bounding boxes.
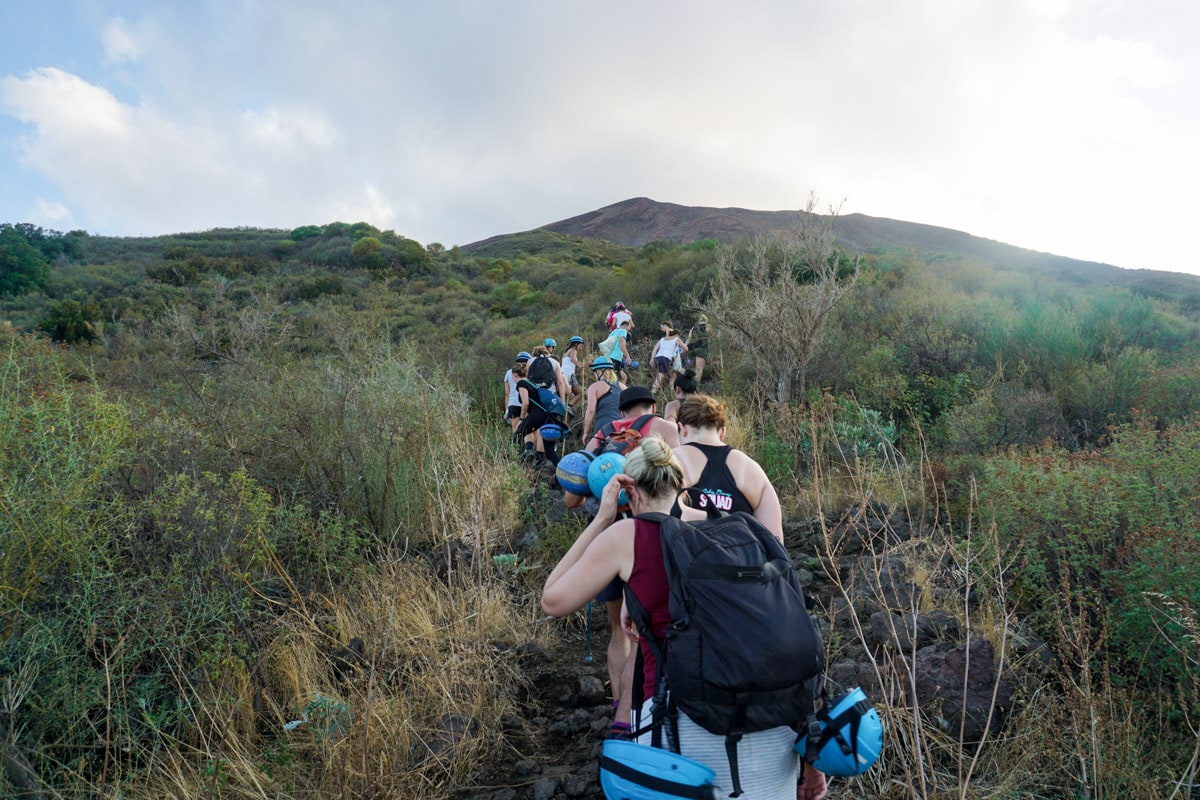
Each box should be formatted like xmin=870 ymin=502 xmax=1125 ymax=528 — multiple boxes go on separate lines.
xmin=452 ymin=461 xmax=1026 ymax=800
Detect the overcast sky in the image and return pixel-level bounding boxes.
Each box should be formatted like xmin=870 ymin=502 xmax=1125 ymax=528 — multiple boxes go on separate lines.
xmin=1 ymin=1 xmax=1197 ymax=275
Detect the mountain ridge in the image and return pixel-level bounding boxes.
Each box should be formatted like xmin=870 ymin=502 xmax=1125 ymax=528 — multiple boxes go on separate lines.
xmin=467 ymin=197 xmax=1200 ymax=297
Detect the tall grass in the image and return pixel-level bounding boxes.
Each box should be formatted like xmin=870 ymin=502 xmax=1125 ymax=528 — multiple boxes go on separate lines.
xmin=784 ymin=405 xmax=1200 ymax=799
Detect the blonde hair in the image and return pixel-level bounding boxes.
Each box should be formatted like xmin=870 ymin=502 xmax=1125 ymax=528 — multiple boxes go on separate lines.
xmin=593 ymin=366 xmax=618 ymax=383
xmin=532 ymin=345 xmax=550 ymax=357
xmin=677 ymin=394 xmax=726 ymax=429
xmin=623 ymin=435 xmax=683 ymax=500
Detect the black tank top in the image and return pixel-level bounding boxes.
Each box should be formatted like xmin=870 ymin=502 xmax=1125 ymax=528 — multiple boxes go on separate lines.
xmin=671 ymin=443 xmax=755 ymax=516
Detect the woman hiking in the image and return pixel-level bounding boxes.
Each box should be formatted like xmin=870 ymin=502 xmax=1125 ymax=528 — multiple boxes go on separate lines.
xmin=541 ymin=436 xmax=826 ymax=799
xmin=672 ymin=394 xmax=783 ymax=540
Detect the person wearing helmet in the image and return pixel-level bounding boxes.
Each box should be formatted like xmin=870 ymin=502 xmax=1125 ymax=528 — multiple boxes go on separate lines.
xmin=583 ymin=356 xmax=623 ymax=446
xmin=562 ymin=336 xmax=585 ymax=406
xmin=527 ymin=343 xmax=569 ymax=405
xmin=503 ymin=352 xmax=532 ymax=434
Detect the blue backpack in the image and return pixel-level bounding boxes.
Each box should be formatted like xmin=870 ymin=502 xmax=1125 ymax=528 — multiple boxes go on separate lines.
xmin=534 ymin=386 xmax=567 ymax=417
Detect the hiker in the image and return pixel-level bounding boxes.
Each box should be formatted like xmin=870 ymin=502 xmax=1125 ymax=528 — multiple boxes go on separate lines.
xmin=662 ymin=368 xmax=697 ymax=423
xmin=686 ymin=315 xmax=709 ymax=383
xmin=564 ymin=385 xmax=680 ymax=726
xmin=515 ymin=360 xmax=561 ymax=464
xmin=582 ymin=356 xmax=623 ymax=445
xmin=598 ymin=319 xmax=633 ymax=379
xmin=607 ymin=301 xmax=634 ymax=332
xmin=562 ymin=335 xmax=585 ymax=406
xmin=650 ymin=326 xmax=687 ymax=393
xmin=585 ymin=385 xmax=679 ymax=455
xmin=672 ymin=394 xmax=783 ymax=540
xmin=542 ymin=436 xmax=827 ymax=800
xmin=528 ymin=342 xmax=568 ymax=404
xmin=503 ymin=352 xmax=532 ymax=433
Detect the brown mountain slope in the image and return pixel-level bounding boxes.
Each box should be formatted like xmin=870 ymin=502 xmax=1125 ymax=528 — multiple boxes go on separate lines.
xmin=543 ymin=196 xmax=1128 ymax=275
xmin=513 ymin=197 xmax=1198 ymax=298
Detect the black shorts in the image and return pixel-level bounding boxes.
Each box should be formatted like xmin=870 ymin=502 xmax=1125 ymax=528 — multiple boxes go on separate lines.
xmin=654 ymin=356 xmax=672 ymax=374
xmin=595 ymin=577 xmax=623 ymax=603
xmin=505 ymin=404 xmax=522 ymax=420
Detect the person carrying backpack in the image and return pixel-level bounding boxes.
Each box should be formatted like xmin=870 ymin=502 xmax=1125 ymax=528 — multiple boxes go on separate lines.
xmin=527 ymin=343 xmax=567 ymax=403
xmin=516 ymin=359 xmax=567 ymax=466
xmin=541 ymin=437 xmax=829 ymax=800
xmin=586 ymin=385 xmax=678 ymax=455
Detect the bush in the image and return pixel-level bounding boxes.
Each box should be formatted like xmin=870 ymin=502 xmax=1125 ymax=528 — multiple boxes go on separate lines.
xmin=38 ymin=298 xmax=102 ymax=343
xmin=979 ymin=415 xmax=1200 ymax=692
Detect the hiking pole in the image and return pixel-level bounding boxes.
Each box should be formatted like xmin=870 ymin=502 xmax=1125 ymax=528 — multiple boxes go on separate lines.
xmin=584 ymin=600 xmax=594 ymax=662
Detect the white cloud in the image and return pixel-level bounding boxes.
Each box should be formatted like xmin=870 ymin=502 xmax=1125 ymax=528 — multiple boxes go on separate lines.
xmin=31 ymin=198 xmax=73 ymax=229
xmin=0 ymin=0 xmax=1197 ymax=272
xmin=242 ymin=107 xmax=335 ymax=151
xmin=100 ymin=17 xmax=142 ymax=65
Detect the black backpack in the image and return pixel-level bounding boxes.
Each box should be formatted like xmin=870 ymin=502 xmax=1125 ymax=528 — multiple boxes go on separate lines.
xmin=624 ymin=511 xmax=825 ymax=797
xmin=527 ymin=355 xmax=556 ymax=388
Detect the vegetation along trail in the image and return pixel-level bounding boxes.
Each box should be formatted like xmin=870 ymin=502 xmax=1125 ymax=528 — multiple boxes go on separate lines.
xmin=2 ymin=209 xmax=1200 ymax=798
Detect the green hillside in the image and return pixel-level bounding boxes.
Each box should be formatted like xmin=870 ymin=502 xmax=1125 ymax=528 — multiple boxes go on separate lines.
xmin=2 ymin=218 xmax=1200 ymax=798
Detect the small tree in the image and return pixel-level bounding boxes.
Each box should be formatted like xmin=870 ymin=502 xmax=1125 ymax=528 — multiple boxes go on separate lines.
xmin=0 ymin=226 xmax=51 ymax=297
xmin=38 ymin=299 xmax=102 ymax=344
xmin=700 ymin=195 xmax=859 ymax=405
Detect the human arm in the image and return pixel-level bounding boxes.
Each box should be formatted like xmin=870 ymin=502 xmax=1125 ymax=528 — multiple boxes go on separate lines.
xmin=518 ymin=385 xmax=531 ymax=421
xmin=556 ymin=361 xmax=568 ymax=401
xmin=583 ymin=385 xmax=598 ymax=441
xmin=732 ymin=451 xmax=784 ymax=543
xmin=542 ymin=477 xmax=634 ymax=616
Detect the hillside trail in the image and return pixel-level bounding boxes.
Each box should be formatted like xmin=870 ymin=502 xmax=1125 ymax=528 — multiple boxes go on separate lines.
xmin=457 ymin=543 xmax=616 ymax=800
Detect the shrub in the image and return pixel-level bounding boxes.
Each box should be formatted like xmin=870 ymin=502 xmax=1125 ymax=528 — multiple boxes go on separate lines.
xmin=979 ymin=415 xmax=1200 ymax=692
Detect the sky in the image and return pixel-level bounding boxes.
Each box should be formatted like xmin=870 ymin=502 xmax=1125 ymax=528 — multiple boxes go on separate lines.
xmin=1 ymin=1 xmax=1198 ymax=275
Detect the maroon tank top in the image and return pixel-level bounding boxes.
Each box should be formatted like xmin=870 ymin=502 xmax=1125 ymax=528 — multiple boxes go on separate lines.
xmin=628 ymin=516 xmax=671 ymax=700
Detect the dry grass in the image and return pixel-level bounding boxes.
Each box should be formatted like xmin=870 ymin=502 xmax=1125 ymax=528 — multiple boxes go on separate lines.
xmin=124 ymin=558 xmax=533 ymax=800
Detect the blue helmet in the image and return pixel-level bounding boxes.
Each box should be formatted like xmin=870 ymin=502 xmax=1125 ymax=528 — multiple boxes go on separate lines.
xmin=543 ymin=337 xmax=557 ymax=347
xmin=795 ymin=687 xmax=884 ymax=777
xmin=569 ymin=335 xmax=584 ymax=345
xmin=599 ymin=740 xmax=721 ymax=800
xmin=555 ymin=450 xmax=594 ymax=495
xmin=539 ymin=421 xmax=566 ymax=441
xmin=591 ymin=356 xmax=614 ymax=371
xmin=587 ymin=451 xmax=629 ymax=505
xmin=516 ymin=351 xmax=532 ymax=362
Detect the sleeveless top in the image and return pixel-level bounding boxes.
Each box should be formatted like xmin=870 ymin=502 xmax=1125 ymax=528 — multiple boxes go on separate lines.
xmin=592 ymin=380 xmax=621 ymax=433
xmin=672 ymin=443 xmax=755 ymax=516
xmin=628 ymin=517 xmax=671 ymax=701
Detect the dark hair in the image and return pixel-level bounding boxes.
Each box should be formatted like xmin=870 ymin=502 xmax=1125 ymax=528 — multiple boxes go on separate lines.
xmin=513 ymin=360 xmax=528 ymax=377
xmin=673 ymin=369 xmax=697 ymax=395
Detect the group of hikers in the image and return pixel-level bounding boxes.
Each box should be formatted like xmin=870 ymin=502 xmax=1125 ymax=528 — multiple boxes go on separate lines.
xmin=496 ymin=302 xmax=881 ymax=799
xmin=501 ymin=302 xmax=712 ymax=468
